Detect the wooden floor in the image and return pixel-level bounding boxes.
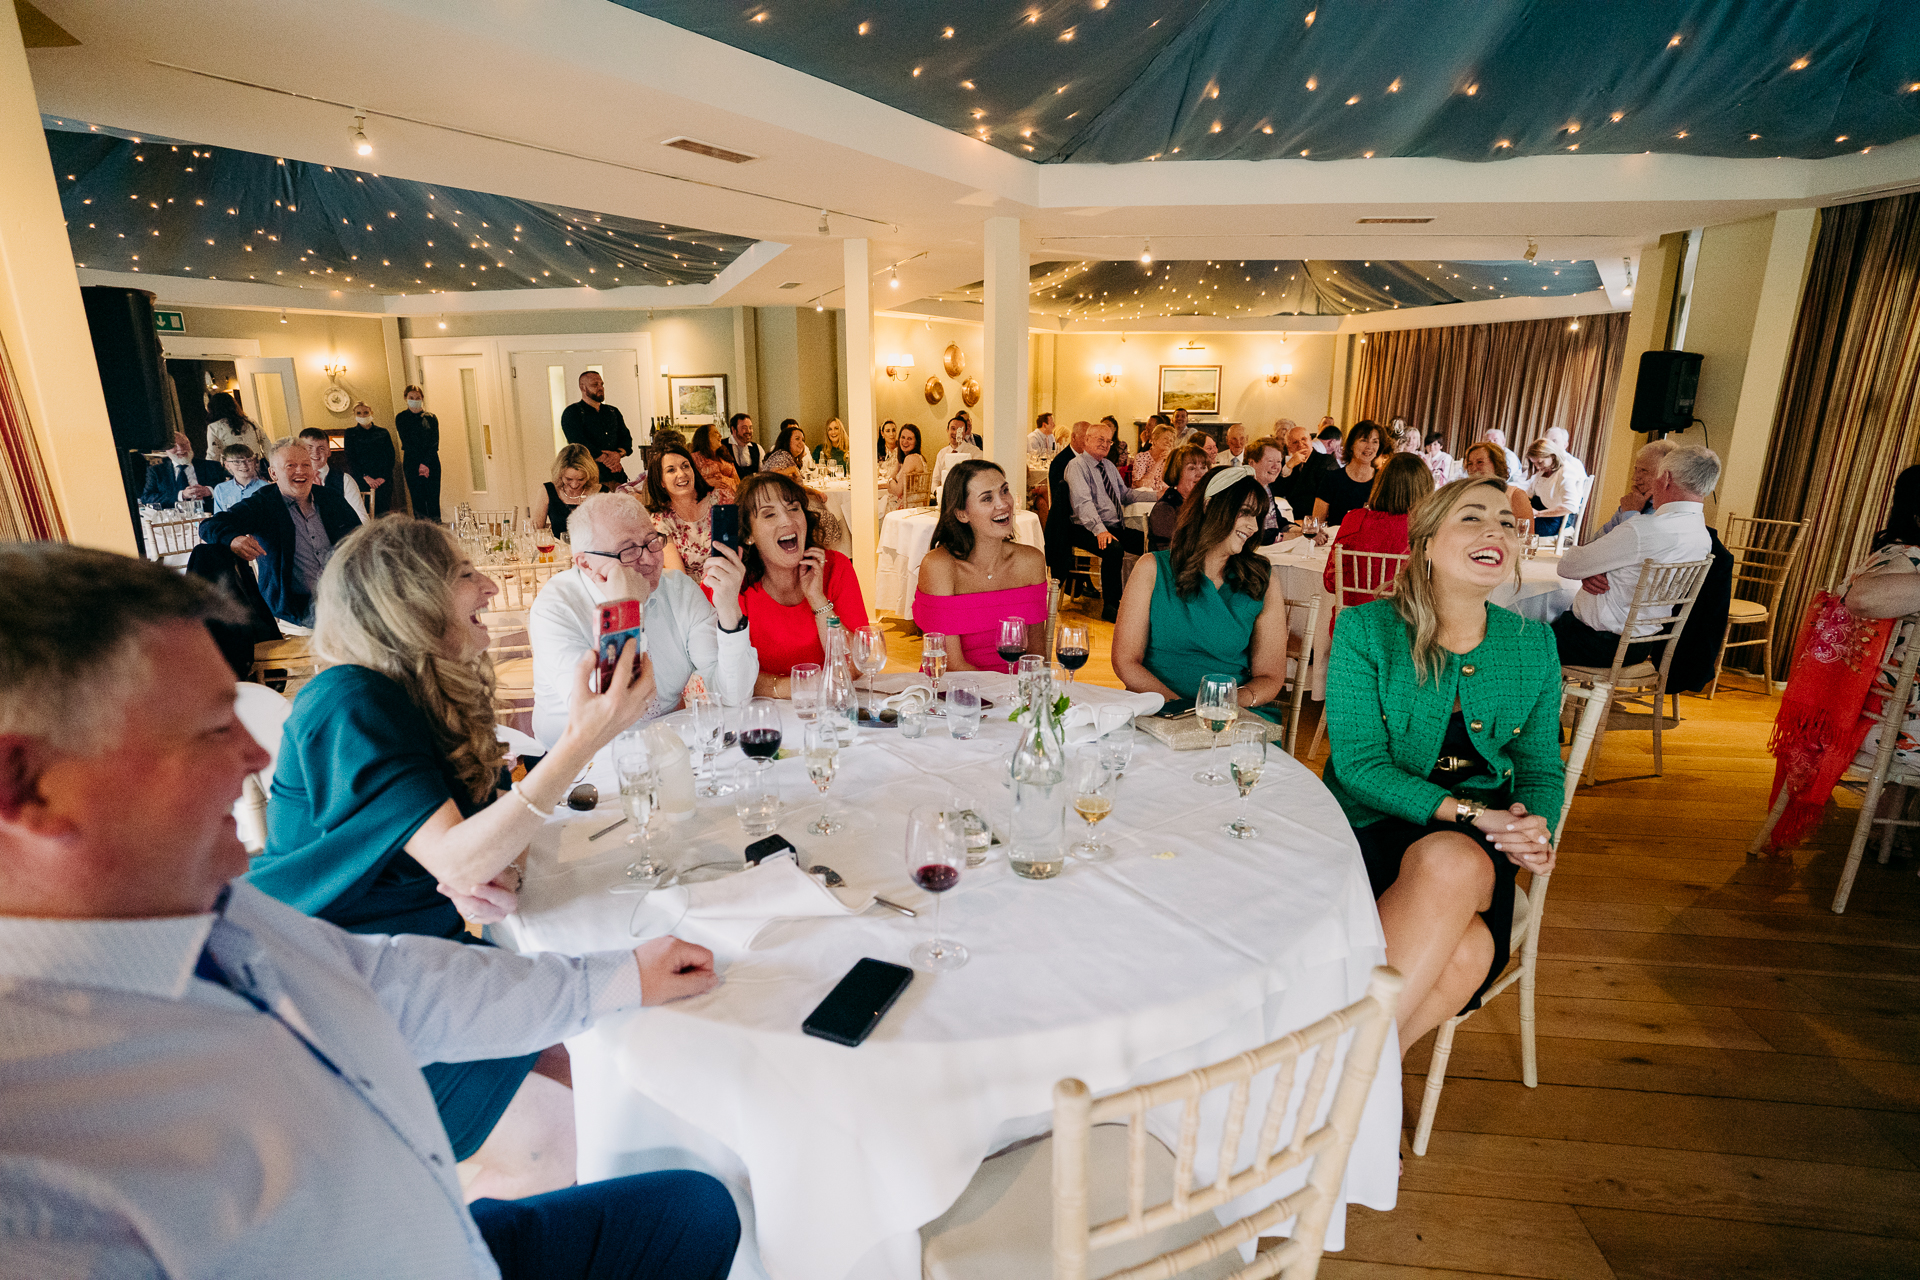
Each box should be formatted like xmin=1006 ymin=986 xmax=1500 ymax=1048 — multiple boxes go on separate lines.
xmin=881 ymin=596 xmax=1920 ymax=1280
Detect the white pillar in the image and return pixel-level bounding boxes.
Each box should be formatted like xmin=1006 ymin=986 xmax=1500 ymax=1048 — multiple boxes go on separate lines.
xmin=983 ymin=216 xmax=1031 ymax=506
xmin=843 ymin=239 xmax=878 ymax=600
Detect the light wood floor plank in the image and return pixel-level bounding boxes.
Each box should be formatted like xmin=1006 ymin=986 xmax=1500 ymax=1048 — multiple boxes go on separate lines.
xmin=1457 ymin=994 xmax=1779 ymax=1052
xmin=1338 ymin=1193 xmax=1616 ymax=1280
xmin=1574 ymin=1205 xmax=1920 ymax=1280
xmin=1529 ymin=960 xmax=1920 ymax=1020
xmin=1537 ymin=927 xmax=1920 ymax=979
xmin=1733 ymin=1007 xmax=1920 ymax=1063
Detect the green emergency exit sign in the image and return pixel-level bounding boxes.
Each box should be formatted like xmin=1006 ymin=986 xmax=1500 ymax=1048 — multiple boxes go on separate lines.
xmin=153 ymin=310 xmax=186 ymax=332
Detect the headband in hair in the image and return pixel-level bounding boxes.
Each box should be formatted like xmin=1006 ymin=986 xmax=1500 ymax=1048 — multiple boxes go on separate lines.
xmin=1204 ymin=464 xmax=1257 ymax=502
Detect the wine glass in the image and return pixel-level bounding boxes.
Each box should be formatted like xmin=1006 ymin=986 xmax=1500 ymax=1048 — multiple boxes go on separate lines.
xmin=920 ymin=633 xmax=948 ymax=694
xmin=851 ymin=625 xmax=888 ymax=713
xmin=738 ymin=698 xmax=782 ymax=769
xmin=790 ymin=663 xmax=823 ymax=727
xmin=613 ymin=732 xmax=663 ymax=884
xmin=685 ymin=687 xmax=734 ymax=797
xmin=1056 ymin=623 xmax=1089 ymax=683
xmin=997 ymin=618 xmax=1028 ymax=674
xmin=1069 ymin=749 xmax=1117 ymax=862
xmin=1194 ymin=674 xmax=1240 ymax=786
xmin=1224 ymin=722 xmax=1267 ymax=840
xmin=803 ymin=719 xmax=842 ymax=835
xmin=905 ymin=805 xmax=968 ymax=971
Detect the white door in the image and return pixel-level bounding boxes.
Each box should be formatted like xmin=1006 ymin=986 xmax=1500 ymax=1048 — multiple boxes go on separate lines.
xmin=510 ymin=349 xmax=644 ymax=494
xmin=420 ymin=352 xmax=506 ymax=515
xmin=233 ymin=358 xmax=304 ymax=437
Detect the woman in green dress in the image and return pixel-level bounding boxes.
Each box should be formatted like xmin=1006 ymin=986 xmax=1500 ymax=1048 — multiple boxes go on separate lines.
xmin=1112 ymin=465 xmax=1292 ymax=720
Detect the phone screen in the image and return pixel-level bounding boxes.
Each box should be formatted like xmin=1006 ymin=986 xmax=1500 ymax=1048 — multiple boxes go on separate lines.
xmin=595 ymin=598 xmax=644 ymax=692
xmin=802 ymin=958 xmax=913 ymax=1047
xmin=710 ymin=503 xmax=739 ymax=551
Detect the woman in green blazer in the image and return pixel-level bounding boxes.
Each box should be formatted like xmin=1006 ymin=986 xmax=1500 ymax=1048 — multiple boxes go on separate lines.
xmin=1325 ymin=475 xmax=1564 ymax=1056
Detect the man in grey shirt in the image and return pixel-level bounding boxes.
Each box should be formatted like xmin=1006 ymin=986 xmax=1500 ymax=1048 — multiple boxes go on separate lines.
xmin=1065 ymin=419 xmax=1163 ymax=621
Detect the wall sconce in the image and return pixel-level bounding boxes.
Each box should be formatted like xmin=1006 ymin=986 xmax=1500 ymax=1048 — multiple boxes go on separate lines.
xmin=1094 ymin=363 xmax=1121 ymax=385
xmin=322 ymin=362 xmax=348 ymax=379
xmin=884 ymin=353 xmax=916 ymax=381
xmin=1263 ymin=363 xmax=1293 ymax=387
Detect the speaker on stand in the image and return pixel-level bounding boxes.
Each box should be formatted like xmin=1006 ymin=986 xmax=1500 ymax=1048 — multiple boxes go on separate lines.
xmin=1629 ymin=350 xmax=1702 ymax=439
xmin=81 ymin=286 xmax=177 ymax=556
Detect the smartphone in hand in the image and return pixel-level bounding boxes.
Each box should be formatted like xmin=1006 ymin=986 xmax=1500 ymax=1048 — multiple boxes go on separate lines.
xmin=595 ymin=598 xmax=644 ymax=693
xmin=710 ymin=503 xmax=739 ymax=552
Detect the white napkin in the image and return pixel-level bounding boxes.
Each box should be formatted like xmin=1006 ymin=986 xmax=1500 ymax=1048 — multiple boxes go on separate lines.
xmin=650 ymin=856 xmax=871 ymax=950
xmin=1061 ymin=693 xmax=1163 ymax=744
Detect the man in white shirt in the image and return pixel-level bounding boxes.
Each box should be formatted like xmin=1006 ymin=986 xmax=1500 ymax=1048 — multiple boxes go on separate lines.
xmin=530 ymin=493 xmax=757 ymax=748
xmin=1552 ymin=445 xmax=1720 ymax=667
xmin=1027 ymin=411 xmax=1057 ymax=456
xmin=298 ymin=426 xmax=369 ymax=524
xmin=1484 ymin=429 xmax=1526 ymax=485
xmin=1543 ymin=426 xmax=1592 ymax=497
xmin=931 ymin=415 xmax=985 ymax=496
xmin=0 ymin=543 xmax=738 ymax=1279
xmin=1219 ymin=423 xmax=1250 ymax=468
xmin=1597 ymin=438 xmax=1677 ymax=537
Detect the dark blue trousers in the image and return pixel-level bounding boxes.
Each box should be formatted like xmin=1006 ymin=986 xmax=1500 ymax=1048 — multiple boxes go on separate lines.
xmin=471 ymin=1170 xmax=740 ymax=1280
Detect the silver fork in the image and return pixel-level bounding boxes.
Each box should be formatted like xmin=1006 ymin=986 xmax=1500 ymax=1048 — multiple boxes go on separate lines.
xmin=809 ymin=864 xmax=916 ymax=917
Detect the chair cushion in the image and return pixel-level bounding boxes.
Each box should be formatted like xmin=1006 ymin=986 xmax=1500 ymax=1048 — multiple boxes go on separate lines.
xmin=922 ymin=1125 xmax=1243 ymax=1280
xmin=1726 ymin=598 xmax=1769 ymax=623
xmin=1561 ymin=660 xmax=1657 ymax=685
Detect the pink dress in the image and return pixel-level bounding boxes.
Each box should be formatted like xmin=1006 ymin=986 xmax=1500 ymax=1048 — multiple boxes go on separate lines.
xmin=912 ymin=581 xmax=1049 ymax=670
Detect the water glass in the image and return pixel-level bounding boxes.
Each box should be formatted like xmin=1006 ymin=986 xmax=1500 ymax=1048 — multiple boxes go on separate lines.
xmin=949 ymin=789 xmax=993 ymax=868
xmin=790 ymin=663 xmax=823 ymax=725
xmin=1016 ymin=653 xmax=1049 ymax=704
xmin=851 ymin=625 xmax=888 ymax=709
xmin=686 ymin=688 xmax=735 ymax=797
xmin=1098 ymin=724 xmax=1135 ymax=780
xmin=614 ymin=731 xmax=664 ymax=884
xmin=945 ymin=675 xmax=983 ymax=740
xmin=734 ymin=767 xmax=780 ymax=838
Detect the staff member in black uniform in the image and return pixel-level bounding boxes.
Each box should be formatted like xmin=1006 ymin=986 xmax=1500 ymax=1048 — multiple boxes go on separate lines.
xmin=342 ymin=402 xmax=399 ymax=517
xmin=395 ymin=383 xmax=441 ymax=521
xmin=560 ymin=370 xmax=631 ymax=488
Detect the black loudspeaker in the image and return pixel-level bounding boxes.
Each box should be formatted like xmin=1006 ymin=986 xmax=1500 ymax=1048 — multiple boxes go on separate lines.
xmin=1629 ymin=349 xmax=1702 ymax=437
xmin=80 ymin=285 xmax=173 ymax=454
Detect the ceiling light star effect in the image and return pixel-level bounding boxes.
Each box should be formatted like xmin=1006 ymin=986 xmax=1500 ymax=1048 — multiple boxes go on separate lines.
xmin=46 ymin=121 xmax=754 ymax=294
xmin=614 ymin=0 xmax=1920 ymax=163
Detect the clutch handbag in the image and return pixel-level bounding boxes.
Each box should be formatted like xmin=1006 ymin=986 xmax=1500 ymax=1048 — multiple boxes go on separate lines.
xmin=1133 ymin=713 xmax=1286 ymax=752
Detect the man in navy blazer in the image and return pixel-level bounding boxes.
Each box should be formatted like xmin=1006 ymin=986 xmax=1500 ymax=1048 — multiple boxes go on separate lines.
xmin=201 ymin=440 xmax=361 ymax=627
xmin=140 ymin=432 xmax=225 ymax=507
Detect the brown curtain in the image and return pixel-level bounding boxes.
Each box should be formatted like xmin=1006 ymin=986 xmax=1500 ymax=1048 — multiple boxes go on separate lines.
xmin=0 ymin=332 xmax=67 ymax=542
xmin=1351 ymin=311 xmax=1630 ymax=471
xmin=1756 ymin=194 xmax=1920 ymax=681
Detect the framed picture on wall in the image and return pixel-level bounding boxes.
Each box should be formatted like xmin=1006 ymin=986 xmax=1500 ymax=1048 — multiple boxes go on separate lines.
xmin=668 ymin=374 xmax=728 ymax=425
xmin=1158 ymin=365 xmax=1222 ymax=415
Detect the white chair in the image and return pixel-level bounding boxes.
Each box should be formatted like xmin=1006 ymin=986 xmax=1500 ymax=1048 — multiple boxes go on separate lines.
xmin=1279 ymin=593 xmax=1322 ymax=759
xmin=1307 ymin=548 xmax=1409 ymax=760
xmin=922 ymin=967 xmax=1403 ymax=1280
xmin=1708 ymin=514 xmax=1807 ymax=698
xmin=142 ymin=513 xmax=203 ymax=566
xmin=231 ymin=682 xmax=292 ymax=853
xmin=1410 ymin=681 xmax=1612 ymax=1156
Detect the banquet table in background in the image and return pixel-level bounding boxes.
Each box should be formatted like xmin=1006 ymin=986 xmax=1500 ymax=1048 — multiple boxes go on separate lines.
xmin=872 ymin=507 xmax=1045 ymax=616
xmin=810 ymin=478 xmax=853 ymax=553
xmin=504 ymin=676 xmax=1399 ymax=1280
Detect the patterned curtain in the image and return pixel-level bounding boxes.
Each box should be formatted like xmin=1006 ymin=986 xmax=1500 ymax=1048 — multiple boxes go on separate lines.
xmin=1755 ymin=194 xmax=1920 ymax=681
xmin=0 ymin=331 xmax=67 ymax=542
xmin=1350 ymin=311 xmax=1630 ymax=471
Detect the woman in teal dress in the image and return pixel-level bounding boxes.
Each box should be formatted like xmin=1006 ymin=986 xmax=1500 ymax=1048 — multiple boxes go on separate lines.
xmin=1112 ymin=465 xmax=1293 ymax=721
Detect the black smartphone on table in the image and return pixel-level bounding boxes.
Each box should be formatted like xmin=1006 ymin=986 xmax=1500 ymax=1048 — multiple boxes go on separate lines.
xmin=744 ymin=833 xmax=797 ymax=866
xmin=710 ymin=503 xmax=739 ymax=551
xmin=1155 ymin=697 xmax=1196 ymax=718
xmin=802 ymin=958 xmax=913 ymax=1047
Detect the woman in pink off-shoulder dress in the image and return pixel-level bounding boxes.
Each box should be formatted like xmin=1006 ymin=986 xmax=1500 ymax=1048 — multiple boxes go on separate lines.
xmin=913 ymin=460 xmax=1049 ymax=672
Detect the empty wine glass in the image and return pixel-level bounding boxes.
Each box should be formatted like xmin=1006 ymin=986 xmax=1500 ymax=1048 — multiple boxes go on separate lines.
xmin=1224 ymin=722 xmax=1267 ymax=840
xmin=686 ymin=687 xmax=734 ymax=797
xmin=790 ymin=663 xmax=823 ymax=727
xmin=905 ymin=805 xmax=968 ymax=971
xmin=851 ymin=625 xmax=888 ymax=712
xmin=1069 ymin=749 xmax=1117 ymax=862
xmin=739 ymin=697 xmax=782 ymax=770
xmin=1194 ymin=674 xmax=1240 ymax=786
xmin=1098 ymin=723 xmax=1135 ymax=781
xmin=997 ymin=618 xmax=1028 ymax=674
xmin=803 ymin=719 xmax=842 ymax=835
xmin=1056 ymin=623 xmax=1089 ymax=683
xmin=614 ymin=731 xmax=663 ymax=884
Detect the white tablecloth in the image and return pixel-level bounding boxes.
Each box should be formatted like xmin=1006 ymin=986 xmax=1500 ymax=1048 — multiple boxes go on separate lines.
xmin=872 ymin=508 xmax=1046 ymax=617
xmin=811 ymin=480 xmax=854 ymax=552
xmin=505 ymin=677 xmax=1398 ymax=1280
xmin=1261 ymin=535 xmax=1578 ymax=698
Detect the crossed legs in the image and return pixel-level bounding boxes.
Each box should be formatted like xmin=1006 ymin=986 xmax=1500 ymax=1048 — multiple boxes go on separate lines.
xmin=1375 ymin=831 xmax=1495 ymax=1056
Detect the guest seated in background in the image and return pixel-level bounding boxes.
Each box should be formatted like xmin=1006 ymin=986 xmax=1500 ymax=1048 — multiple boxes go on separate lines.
xmin=729 ymin=472 xmax=869 ymax=695
xmin=1067 ymin=418 xmax=1162 ymax=623
xmin=212 ymin=442 xmax=268 ymax=512
xmin=1598 ymin=438 xmax=1677 ymax=536
xmin=299 ymin=427 xmax=369 ymax=524
xmin=1315 ymin=421 xmax=1344 ymax=459
xmin=814 ymin=417 xmax=850 ymax=472
xmin=1045 ymin=420 xmax=1089 ymax=584
xmin=1113 ymin=466 xmax=1291 ymax=721
xmin=1246 ymin=438 xmax=1294 ymax=543
xmin=878 ymin=418 xmax=900 ymax=469
xmin=1324 ymin=475 xmax=1562 ymax=1056
xmin=1421 ymin=432 xmax=1457 ymax=486
xmin=0 ymin=543 xmax=738 ymax=1280
xmin=203 ymin=388 xmax=271 ymax=460
xmin=1839 ymin=465 xmax=1920 ymax=775
xmin=1484 ymin=428 xmax=1525 ymax=485
xmin=1461 ymin=441 xmax=1532 ymax=532
xmin=725 ymin=412 xmax=762 ymax=479
xmin=1199 ymin=432 xmax=1220 ymax=468
xmin=1147 ymin=443 xmax=1210 ymax=550
xmin=251 ymin=517 xmax=660 ymax=1198
xmin=690 ymin=422 xmax=741 ymax=491
xmin=884 ymin=423 xmax=930 ymax=512
xmin=1103 ymin=415 xmax=1129 ymax=475
xmin=1132 ymin=420 xmax=1176 ymax=486
xmin=931 ymin=415 xmax=984 ymax=494
xmin=1551 ymin=445 xmax=1719 ymax=667
xmin=532 ymin=443 xmax=601 ymax=542
xmin=645 ymin=441 xmax=734 ymax=579
xmin=141 ymin=430 xmax=223 ymax=507
xmin=202 ymin=439 xmax=362 ymax=628
xmin=1313 ymin=419 xmax=1386 ymax=527
xmin=1028 ymin=411 xmax=1057 ymax=456
xmin=913 ymin=460 xmax=1049 ymax=673
xmin=1543 ymin=426 xmax=1592 ymax=497
xmin=1323 ymin=452 xmax=1435 ymax=603
xmin=1525 ymin=439 xmax=1585 ymax=538
xmin=531 ymin=493 xmax=756 ymax=746
xmin=1272 ymin=420 xmax=1334 ymax=520
xmin=1222 ymin=423 xmax=1250 ymax=468
xmin=763 ymin=421 xmax=808 ymax=480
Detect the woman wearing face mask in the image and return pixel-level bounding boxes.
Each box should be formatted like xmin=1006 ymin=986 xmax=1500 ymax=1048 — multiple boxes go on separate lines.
xmin=728 ymin=472 xmax=870 ymax=694
xmin=340 ymin=401 xmax=399 ymax=516
xmin=394 ymin=384 xmax=441 ymax=521
xmin=912 ymin=460 xmax=1049 ymax=672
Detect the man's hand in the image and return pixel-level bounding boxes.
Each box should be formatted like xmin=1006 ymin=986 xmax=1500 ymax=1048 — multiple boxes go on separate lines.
xmin=367 ymin=477 xmax=385 ymax=489
xmin=1618 ymin=487 xmax=1647 ymax=514
xmin=230 ymin=535 xmax=266 ymax=561
xmin=636 ymin=936 xmax=718 ymax=1004
xmin=583 ymin=558 xmax=652 ymax=607
xmin=598 ymin=449 xmax=626 ymax=473
xmin=1580 ymin=573 xmax=1610 ymax=595
xmin=418 ymin=463 xmax=431 ymax=478
xmin=1095 ymin=530 xmax=1115 ymax=550
xmin=183 ymin=483 xmax=213 ymax=500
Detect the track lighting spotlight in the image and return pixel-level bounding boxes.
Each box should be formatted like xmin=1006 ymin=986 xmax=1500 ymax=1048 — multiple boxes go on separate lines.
xmin=351 ymin=114 xmax=372 ymax=157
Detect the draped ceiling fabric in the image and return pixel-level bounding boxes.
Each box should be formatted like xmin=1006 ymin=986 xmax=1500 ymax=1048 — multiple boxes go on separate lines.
xmin=937 ymin=258 xmax=1602 ymax=320
xmin=619 ymin=1 xmax=1920 ymax=164
xmin=0 ymin=333 xmax=66 ymax=543
xmin=1350 ymin=312 xmax=1630 ymax=469
xmin=45 ymin=125 xmax=754 ymax=296
xmin=1756 ymin=193 xmax=1920 ymax=681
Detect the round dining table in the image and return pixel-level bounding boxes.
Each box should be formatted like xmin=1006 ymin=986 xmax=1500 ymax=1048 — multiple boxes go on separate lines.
xmin=503 ymin=675 xmax=1400 ymax=1280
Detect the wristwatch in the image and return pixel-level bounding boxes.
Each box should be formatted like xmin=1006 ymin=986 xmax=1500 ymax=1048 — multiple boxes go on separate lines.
xmin=1453 ymin=797 xmax=1488 ymax=825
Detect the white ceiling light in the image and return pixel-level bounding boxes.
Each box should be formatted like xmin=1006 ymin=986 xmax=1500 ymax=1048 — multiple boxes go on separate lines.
xmin=1140 ymin=239 xmax=1153 ymax=264
xmin=350 ymin=114 xmax=371 ymax=157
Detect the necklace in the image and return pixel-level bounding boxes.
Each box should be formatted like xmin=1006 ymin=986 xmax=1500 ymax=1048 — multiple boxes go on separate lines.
xmin=976 ymin=539 xmax=1016 ymax=583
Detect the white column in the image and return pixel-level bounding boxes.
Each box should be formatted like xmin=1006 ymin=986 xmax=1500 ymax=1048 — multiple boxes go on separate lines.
xmin=843 ymin=238 xmax=878 ymax=600
xmin=1720 ymin=208 xmax=1819 ymax=522
xmin=982 ymin=216 xmax=1031 ymax=506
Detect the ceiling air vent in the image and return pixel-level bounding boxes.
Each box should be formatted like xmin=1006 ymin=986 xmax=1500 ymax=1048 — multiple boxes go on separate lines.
xmin=1356 ymin=216 xmax=1435 ymax=224
xmin=779 ymin=281 xmax=803 ymax=289
xmin=662 ymin=136 xmax=759 ymax=165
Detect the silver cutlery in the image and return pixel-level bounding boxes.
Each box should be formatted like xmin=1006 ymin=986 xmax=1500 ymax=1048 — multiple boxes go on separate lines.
xmin=809 ymin=864 xmax=916 ymax=917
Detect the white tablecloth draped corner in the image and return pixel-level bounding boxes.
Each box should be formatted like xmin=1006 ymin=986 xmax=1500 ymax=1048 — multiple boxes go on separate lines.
xmin=872 ymin=508 xmax=1045 ymax=617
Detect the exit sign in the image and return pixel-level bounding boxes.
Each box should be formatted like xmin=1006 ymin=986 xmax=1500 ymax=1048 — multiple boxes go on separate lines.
xmin=153 ymin=310 xmax=186 ymax=332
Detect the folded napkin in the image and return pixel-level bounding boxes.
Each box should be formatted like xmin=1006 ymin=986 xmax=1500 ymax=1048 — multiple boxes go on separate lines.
xmin=649 ymin=856 xmax=871 ymax=951
xmin=1061 ymin=693 xmax=1163 ymax=744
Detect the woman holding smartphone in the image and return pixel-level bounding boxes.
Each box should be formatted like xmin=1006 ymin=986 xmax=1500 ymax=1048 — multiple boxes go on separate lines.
xmin=644 ymin=442 xmax=733 ymax=579
xmin=719 ymin=472 xmax=869 ymax=696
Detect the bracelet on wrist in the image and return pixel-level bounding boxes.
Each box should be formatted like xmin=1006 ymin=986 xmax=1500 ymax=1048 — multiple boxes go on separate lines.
xmin=812 ymin=601 xmax=835 ymax=617
xmin=509 ymin=781 xmax=556 ymax=821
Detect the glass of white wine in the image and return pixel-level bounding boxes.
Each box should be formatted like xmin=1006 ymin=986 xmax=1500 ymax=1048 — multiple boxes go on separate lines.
xmin=1224 ymin=722 xmax=1267 ymax=840
xmin=613 ymin=731 xmax=664 ymax=884
xmin=1069 ymin=748 xmax=1117 ymax=862
xmin=1194 ymin=674 xmax=1240 ymax=786
xmin=804 ymin=719 xmax=842 ymax=835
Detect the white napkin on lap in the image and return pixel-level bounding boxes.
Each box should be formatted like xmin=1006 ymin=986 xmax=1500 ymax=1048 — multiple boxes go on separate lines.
xmin=651 ymin=856 xmax=870 ymax=950
xmin=1061 ymin=694 xmax=1162 ymax=744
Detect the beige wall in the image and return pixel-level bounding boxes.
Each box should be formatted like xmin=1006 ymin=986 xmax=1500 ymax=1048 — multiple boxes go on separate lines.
xmin=755 ymin=306 xmax=841 ymax=448
xmin=870 ymin=314 xmax=987 ymax=451
xmin=176 ymin=307 xmax=397 ymax=443
xmin=1673 ymin=215 xmax=1775 ymax=523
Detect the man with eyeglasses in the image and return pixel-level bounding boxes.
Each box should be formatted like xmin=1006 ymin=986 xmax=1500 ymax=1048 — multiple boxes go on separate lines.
xmin=528 ymin=492 xmax=758 ymax=748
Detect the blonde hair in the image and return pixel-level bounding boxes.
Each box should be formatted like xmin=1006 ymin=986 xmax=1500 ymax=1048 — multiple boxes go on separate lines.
xmin=312 ymin=518 xmax=503 ymax=805
xmin=1385 ymin=476 xmax=1521 ymax=684
xmin=552 ymin=443 xmax=603 ymax=493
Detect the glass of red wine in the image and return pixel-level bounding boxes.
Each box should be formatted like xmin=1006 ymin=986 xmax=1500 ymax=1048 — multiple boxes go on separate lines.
xmin=738 ymin=698 xmax=783 ymax=770
xmin=997 ymin=618 xmax=1028 ymax=675
xmin=905 ymin=805 xmax=968 ymax=971
xmin=1056 ymin=622 xmax=1090 ymax=684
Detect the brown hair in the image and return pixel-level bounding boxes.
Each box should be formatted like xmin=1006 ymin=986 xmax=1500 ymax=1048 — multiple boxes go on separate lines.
xmin=737 ymin=471 xmax=822 ymax=589
xmin=1367 ymin=451 xmax=1435 ymax=516
xmin=642 ymin=443 xmax=713 ymax=511
xmin=1463 ymin=440 xmax=1510 ymax=479
xmin=1167 ymin=474 xmax=1272 ymax=601
xmin=931 ymin=459 xmax=1007 ymax=561
xmin=1162 ymin=442 xmax=1208 ymax=487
